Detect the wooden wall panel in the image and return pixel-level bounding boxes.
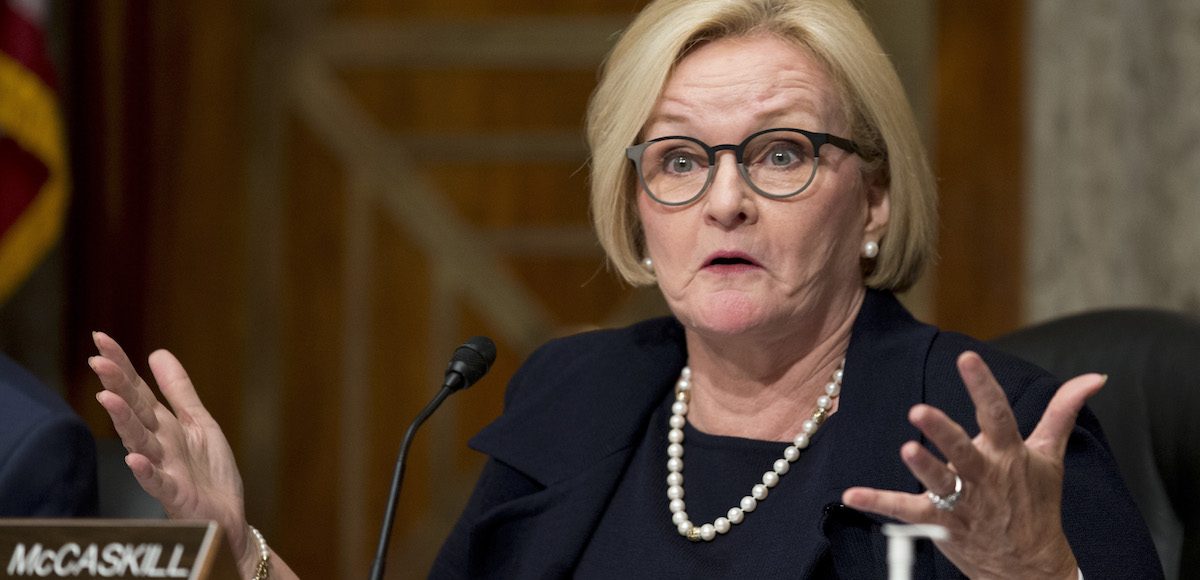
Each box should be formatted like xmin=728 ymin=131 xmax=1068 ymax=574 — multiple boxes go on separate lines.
xmin=64 ymin=0 xmax=254 ymax=440
xmin=365 ymin=212 xmax=437 ymax=569
xmin=275 ymin=3 xmax=656 ymax=577
xmin=933 ymin=0 xmax=1026 ymax=338
xmin=274 ymin=114 xmax=350 ymax=574
xmin=332 ymin=0 xmax=647 ymax=18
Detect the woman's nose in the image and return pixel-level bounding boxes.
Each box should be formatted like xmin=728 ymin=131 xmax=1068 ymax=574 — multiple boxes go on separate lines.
xmin=703 ymin=153 xmax=758 ymax=229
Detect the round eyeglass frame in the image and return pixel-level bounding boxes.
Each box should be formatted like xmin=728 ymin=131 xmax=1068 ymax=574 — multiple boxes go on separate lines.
xmin=625 ymin=127 xmax=866 ymax=206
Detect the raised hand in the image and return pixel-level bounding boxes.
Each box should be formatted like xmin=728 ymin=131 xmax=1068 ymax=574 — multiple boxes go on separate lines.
xmin=90 ymin=332 xmax=259 ymax=576
xmin=843 ymin=351 xmax=1104 ymax=579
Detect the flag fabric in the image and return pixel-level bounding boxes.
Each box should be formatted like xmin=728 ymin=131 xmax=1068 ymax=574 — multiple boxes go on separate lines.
xmin=0 ymin=0 xmax=68 ymax=305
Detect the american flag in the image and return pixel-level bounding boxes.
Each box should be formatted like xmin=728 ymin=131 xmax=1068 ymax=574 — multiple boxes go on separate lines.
xmin=0 ymin=0 xmax=68 ymax=304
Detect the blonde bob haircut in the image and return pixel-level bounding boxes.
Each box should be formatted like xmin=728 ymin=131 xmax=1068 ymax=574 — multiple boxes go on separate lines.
xmin=587 ymin=0 xmax=936 ymax=291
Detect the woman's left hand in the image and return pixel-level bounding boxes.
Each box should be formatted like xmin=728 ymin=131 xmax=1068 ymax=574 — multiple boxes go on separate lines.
xmin=842 ymin=351 xmax=1104 ymax=579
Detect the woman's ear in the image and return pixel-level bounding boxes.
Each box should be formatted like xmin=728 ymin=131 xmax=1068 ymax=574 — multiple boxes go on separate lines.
xmin=863 ymin=171 xmax=890 ymax=239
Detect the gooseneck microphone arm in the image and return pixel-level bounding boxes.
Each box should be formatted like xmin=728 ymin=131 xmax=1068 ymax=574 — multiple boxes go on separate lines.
xmin=368 ymin=336 xmax=496 ymax=580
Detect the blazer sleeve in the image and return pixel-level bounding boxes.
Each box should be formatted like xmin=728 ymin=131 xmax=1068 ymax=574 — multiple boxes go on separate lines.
xmin=926 ymin=336 xmax=1163 ymax=577
xmin=430 ymin=457 xmax=543 ymax=578
xmin=0 ymin=410 xmax=99 ymax=517
xmin=1001 ymin=367 xmax=1162 ymax=577
xmin=1057 ymin=405 xmax=1164 ymax=577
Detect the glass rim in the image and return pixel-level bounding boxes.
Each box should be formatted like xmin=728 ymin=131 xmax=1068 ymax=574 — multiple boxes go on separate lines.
xmin=625 ymin=127 xmax=857 ymax=206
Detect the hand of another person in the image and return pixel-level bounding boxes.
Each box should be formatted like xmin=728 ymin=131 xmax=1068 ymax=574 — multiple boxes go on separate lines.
xmin=89 ymin=332 xmax=260 ymax=577
xmin=843 ymin=351 xmax=1103 ymax=579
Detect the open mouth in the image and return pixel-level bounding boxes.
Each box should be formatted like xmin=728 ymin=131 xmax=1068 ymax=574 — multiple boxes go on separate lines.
xmin=703 ymin=253 xmax=760 ymax=269
xmin=709 ymin=256 xmax=754 ymax=266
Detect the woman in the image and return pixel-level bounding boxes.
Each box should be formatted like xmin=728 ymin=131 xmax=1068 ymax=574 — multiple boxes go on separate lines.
xmin=91 ymin=0 xmax=1161 ymax=577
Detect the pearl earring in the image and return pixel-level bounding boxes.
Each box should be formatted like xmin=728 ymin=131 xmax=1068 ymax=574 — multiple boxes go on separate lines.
xmin=642 ymin=257 xmax=654 ymax=272
xmin=862 ymin=241 xmax=879 ymax=259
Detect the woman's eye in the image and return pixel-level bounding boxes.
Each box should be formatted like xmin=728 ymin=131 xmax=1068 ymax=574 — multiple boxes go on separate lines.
xmin=770 ymin=150 xmax=796 ymax=166
xmin=663 ymin=154 xmax=699 ymax=174
xmin=763 ymin=142 xmax=807 ymax=167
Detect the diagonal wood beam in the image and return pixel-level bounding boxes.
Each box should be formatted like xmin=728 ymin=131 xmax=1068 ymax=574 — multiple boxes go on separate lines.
xmin=315 ymin=16 xmax=631 ymax=69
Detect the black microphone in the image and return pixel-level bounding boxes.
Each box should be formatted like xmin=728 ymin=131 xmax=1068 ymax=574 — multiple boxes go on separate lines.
xmin=369 ymin=336 xmax=496 ymax=580
xmin=442 ymin=336 xmax=497 ymax=392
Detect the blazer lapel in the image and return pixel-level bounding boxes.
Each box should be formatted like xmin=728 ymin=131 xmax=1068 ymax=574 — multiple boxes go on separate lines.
xmin=464 ymin=317 xmax=688 ymax=577
xmin=464 ymin=449 xmax=632 ymax=578
xmin=810 ymin=290 xmax=940 ymax=576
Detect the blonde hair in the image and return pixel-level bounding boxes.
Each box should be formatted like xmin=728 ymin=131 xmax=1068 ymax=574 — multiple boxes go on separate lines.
xmin=587 ymin=0 xmax=936 ymax=290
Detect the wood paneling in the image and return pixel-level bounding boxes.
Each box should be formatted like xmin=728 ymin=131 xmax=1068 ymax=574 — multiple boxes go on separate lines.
xmin=64 ymin=2 xmax=253 ymax=439
xmin=933 ymin=0 xmax=1026 ymax=338
xmin=67 ymin=1 xmax=655 ymax=578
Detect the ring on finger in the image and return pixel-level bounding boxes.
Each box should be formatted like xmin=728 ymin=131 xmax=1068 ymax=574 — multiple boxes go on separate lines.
xmin=926 ymin=474 xmax=963 ymax=511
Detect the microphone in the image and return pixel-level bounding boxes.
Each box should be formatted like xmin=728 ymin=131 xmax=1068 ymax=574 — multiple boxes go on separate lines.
xmin=442 ymin=336 xmax=497 ymax=392
xmin=368 ymin=336 xmax=497 ymax=580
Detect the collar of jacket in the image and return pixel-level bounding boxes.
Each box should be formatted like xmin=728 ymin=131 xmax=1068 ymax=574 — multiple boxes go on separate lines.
xmin=464 ymin=289 xmax=937 ymax=576
xmin=471 ymin=290 xmax=932 ymax=488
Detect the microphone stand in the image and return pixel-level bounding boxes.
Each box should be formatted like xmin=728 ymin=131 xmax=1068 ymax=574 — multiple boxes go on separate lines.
xmin=368 ymin=386 xmax=452 ymax=580
xmin=367 ymin=336 xmax=494 ymax=579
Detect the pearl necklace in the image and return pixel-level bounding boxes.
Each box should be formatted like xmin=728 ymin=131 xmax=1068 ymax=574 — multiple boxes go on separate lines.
xmin=666 ymin=360 xmax=845 ymax=542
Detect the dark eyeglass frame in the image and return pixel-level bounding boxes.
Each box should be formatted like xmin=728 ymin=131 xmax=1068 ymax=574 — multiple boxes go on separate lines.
xmin=625 ymin=127 xmax=866 ymax=206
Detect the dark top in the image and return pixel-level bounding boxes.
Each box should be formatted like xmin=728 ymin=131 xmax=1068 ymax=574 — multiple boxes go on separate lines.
xmin=431 ymin=290 xmax=1162 ymax=578
xmin=575 ymin=397 xmax=840 ymax=577
xmin=0 ymin=352 xmax=99 ymax=517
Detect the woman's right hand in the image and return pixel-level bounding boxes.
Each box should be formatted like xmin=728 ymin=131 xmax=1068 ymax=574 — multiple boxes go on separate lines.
xmin=89 ymin=332 xmax=260 ymax=576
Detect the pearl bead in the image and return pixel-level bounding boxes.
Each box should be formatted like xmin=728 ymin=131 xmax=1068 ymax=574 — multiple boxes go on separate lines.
xmin=668 ymin=485 xmax=684 ymax=500
xmin=752 ymin=484 xmax=768 ymax=500
xmin=863 ymin=240 xmax=879 ymax=258
xmin=774 ymin=458 xmax=790 ymax=475
xmin=663 ymin=358 xmax=846 ymax=543
xmin=784 ymin=445 xmax=800 ymax=462
xmin=740 ymin=496 xmax=757 ymax=512
xmin=677 ymin=521 xmax=693 ymax=536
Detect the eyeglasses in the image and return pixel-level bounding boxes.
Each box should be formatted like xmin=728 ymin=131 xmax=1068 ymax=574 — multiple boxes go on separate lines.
xmin=625 ymin=127 xmax=866 ymax=206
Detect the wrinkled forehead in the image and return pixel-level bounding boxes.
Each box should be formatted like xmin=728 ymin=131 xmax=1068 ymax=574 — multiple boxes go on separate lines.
xmin=644 ymin=34 xmax=847 ymax=137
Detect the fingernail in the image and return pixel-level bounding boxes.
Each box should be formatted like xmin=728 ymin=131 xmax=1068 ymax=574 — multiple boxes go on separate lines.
xmin=87 ymin=356 xmax=97 ymax=370
xmin=95 ymin=392 xmax=103 ymax=403
xmin=1099 ymin=374 xmax=1109 ymax=385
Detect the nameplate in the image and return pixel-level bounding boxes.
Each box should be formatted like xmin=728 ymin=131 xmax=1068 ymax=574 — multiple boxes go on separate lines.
xmin=0 ymin=520 xmax=236 ymax=579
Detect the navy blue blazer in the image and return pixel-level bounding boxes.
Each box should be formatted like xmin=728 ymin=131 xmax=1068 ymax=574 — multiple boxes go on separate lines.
xmin=0 ymin=353 xmax=98 ymax=517
xmin=432 ymin=291 xmax=1161 ymax=578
